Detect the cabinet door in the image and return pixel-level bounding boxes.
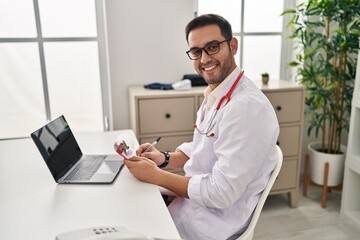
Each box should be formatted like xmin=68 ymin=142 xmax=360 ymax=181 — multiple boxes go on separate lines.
xmin=138 ymin=97 xmax=195 ymax=134
xmin=272 ymin=159 xmax=298 ymax=191
xmin=265 ymin=91 xmax=303 ymax=123
xmin=278 ymin=125 xmax=301 ymax=157
xmin=198 ymin=96 xmax=204 ymax=108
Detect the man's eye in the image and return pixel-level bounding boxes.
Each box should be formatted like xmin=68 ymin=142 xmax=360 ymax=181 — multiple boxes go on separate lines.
xmin=206 ymin=44 xmax=219 ymax=52
xmin=191 ymin=49 xmax=202 ymax=56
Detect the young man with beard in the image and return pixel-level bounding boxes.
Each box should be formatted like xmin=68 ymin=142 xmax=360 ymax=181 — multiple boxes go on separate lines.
xmin=124 ymin=14 xmax=279 ymax=240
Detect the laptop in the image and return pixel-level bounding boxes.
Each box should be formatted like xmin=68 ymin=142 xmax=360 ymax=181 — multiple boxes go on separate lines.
xmin=31 ymin=115 xmax=123 ymax=184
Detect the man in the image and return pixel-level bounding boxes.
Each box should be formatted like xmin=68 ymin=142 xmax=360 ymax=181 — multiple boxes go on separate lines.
xmin=124 ymin=14 xmax=279 ymax=240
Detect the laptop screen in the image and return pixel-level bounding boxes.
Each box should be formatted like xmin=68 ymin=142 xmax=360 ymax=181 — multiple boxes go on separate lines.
xmin=31 ymin=115 xmax=82 ymax=181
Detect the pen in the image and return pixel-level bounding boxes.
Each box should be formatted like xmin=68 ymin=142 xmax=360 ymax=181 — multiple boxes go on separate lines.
xmin=144 ymin=137 xmax=161 ymax=153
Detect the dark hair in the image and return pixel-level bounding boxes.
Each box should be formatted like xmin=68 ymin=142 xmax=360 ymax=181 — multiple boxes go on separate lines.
xmin=185 ymin=14 xmax=233 ymax=43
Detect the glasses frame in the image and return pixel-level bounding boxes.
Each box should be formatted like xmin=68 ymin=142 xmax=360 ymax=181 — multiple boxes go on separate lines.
xmin=186 ymin=39 xmax=231 ymax=60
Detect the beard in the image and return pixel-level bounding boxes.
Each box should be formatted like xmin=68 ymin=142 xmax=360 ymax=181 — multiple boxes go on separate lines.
xmin=197 ymin=53 xmax=234 ymax=86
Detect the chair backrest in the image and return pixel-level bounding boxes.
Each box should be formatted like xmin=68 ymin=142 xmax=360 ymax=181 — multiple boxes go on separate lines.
xmin=236 ymin=145 xmax=283 ymax=240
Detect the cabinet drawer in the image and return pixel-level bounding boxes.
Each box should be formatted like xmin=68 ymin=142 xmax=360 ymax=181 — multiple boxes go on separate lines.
xmin=198 ymin=96 xmax=204 ymax=108
xmin=140 ymin=134 xmax=193 ymax=152
xmin=265 ymin=91 xmax=302 ymax=123
xmin=272 ymin=159 xmax=297 ymax=191
xmin=138 ymin=97 xmax=195 ymax=134
xmin=278 ymin=125 xmax=300 ymax=157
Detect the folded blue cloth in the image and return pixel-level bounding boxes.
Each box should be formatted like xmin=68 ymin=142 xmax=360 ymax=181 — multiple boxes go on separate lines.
xmin=144 ymin=83 xmax=173 ymax=90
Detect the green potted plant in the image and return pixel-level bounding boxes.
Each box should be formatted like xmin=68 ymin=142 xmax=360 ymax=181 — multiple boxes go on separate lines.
xmin=282 ymin=0 xmax=359 ymax=186
xmin=261 ymin=72 xmax=269 ymax=85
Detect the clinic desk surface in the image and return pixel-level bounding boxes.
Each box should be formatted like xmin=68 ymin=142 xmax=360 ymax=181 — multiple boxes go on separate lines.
xmin=0 ymin=130 xmax=180 ymax=240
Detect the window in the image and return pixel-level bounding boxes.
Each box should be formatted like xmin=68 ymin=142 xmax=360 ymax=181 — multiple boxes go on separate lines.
xmin=197 ymin=0 xmax=294 ymax=81
xmin=0 ymin=0 xmax=111 ymax=139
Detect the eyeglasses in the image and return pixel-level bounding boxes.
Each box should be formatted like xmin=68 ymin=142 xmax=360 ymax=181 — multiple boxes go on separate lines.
xmin=186 ymin=39 xmax=230 ymax=60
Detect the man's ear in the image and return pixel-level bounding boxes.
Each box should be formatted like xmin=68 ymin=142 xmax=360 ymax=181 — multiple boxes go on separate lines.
xmin=229 ymin=37 xmax=238 ymax=55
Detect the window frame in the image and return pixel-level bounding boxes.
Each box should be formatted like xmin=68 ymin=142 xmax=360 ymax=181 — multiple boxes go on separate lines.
xmin=0 ymin=0 xmax=112 ymax=139
xmin=195 ymin=0 xmax=295 ymax=81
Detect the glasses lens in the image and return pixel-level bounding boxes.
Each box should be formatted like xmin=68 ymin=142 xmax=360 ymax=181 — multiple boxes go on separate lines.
xmin=189 ymin=48 xmax=202 ymax=60
xmin=205 ymin=43 xmax=220 ymax=55
xmin=186 ymin=39 xmax=228 ymax=60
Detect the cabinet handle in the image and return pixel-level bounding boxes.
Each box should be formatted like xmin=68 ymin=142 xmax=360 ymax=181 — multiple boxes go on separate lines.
xmin=276 ymin=105 xmax=282 ymax=111
xmin=165 ymin=113 xmax=171 ymax=119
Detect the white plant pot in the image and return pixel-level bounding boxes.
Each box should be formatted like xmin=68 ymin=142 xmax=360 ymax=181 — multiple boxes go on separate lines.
xmin=308 ymin=141 xmax=346 ymax=187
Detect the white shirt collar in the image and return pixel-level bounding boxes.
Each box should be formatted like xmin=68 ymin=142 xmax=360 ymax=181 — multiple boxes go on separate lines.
xmin=203 ymin=67 xmax=240 ymax=112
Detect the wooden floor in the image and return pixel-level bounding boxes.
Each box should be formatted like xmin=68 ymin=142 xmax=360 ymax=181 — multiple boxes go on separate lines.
xmin=254 ymin=186 xmax=360 ymax=240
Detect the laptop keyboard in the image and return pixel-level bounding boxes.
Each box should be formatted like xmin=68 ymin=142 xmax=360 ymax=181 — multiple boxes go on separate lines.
xmin=65 ymin=156 xmax=105 ymax=181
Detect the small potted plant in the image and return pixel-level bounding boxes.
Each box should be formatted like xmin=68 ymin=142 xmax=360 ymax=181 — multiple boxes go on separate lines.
xmin=261 ymin=72 xmax=269 ymax=85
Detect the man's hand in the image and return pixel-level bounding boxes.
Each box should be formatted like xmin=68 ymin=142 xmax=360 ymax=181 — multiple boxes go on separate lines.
xmin=124 ymin=155 xmax=190 ymax=198
xmin=124 ymin=156 xmax=161 ymax=184
xmin=135 ymin=143 xmax=165 ymax=166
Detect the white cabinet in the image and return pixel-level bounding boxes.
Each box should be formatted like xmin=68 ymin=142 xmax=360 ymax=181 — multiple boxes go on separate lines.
xmin=261 ymin=82 xmax=305 ymax=208
xmin=129 ymin=80 xmax=305 ymax=207
xmin=341 ymin=52 xmax=360 ymax=224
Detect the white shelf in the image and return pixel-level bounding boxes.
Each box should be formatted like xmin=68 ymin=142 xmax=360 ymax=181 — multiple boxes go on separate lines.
xmin=347 ymin=107 xmax=360 ymax=156
xmin=343 ymin=211 xmax=360 ymax=226
xmin=341 ymin=50 xmax=360 ymax=225
xmin=353 ymin=95 xmax=360 ymax=107
xmin=347 ymin=155 xmax=360 ymax=175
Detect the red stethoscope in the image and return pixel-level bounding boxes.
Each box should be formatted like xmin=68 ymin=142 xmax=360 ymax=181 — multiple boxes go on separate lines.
xmin=193 ymin=70 xmax=244 ymax=137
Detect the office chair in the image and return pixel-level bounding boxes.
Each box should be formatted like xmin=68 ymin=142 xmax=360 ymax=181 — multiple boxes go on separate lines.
xmin=236 ymin=145 xmax=283 ymax=240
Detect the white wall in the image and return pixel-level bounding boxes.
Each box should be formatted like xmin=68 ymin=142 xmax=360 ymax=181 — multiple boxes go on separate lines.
xmin=105 ymin=0 xmax=195 ymax=130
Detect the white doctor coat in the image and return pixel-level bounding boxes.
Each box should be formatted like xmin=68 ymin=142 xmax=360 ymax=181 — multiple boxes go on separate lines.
xmin=168 ymin=68 xmax=279 ymax=240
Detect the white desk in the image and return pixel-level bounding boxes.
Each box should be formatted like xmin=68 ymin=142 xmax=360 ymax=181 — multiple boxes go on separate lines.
xmin=0 ymin=130 xmax=180 ymax=240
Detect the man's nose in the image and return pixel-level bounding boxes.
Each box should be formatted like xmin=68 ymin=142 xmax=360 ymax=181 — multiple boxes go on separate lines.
xmin=200 ymin=49 xmax=211 ymax=63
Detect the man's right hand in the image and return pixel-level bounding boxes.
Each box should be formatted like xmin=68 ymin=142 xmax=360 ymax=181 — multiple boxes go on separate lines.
xmin=136 ymin=143 xmax=165 ymax=166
